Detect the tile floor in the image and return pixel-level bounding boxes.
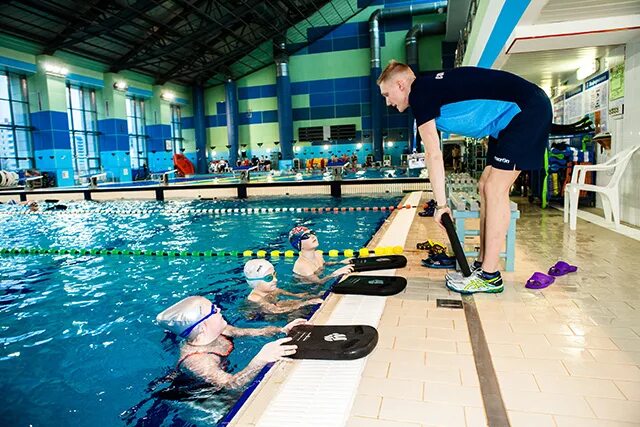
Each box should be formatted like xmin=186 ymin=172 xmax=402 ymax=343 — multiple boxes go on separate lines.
xmin=346 ymin=197 xmax=640 ymax=426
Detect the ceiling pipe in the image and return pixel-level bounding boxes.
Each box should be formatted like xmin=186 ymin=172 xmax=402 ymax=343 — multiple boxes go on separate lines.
xmin=369 ymin=1 xmax=447 ymax=161
xmin=405 ymin=21 xmax=447 ymax=152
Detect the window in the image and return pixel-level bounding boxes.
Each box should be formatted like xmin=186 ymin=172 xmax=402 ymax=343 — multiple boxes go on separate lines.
xmin=0 ymin=72 xmax=33 ymax=170
xmin=66 ymin=85 xmax=100 ymax=180
xmin=330 ymin=124 xmax=356 ymax=140
xmin=126 ymin=97 xmax=146 ymax=169
xmin=298 ymin=126 xmax=324 ymax=142
xmin=170 ymin=104 xmax=183 ymax=153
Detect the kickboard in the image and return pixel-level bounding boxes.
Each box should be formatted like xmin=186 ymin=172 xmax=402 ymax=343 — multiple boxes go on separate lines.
xmin=332 ymin=275 xmax=407 ymax=296
xmin=441 ymin=213 xmax=472 ymax=277
xmin=286 ymin=325 xmax=378 ymax=360
xmin=352 ymin=255 xmax=407 ymax=272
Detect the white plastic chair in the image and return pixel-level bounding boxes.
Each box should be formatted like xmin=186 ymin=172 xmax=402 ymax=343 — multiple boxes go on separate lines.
xmin=564 ymin=144 xmax=640 ymax=230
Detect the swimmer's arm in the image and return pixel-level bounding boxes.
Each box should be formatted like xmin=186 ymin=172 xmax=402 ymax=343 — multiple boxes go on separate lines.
xmin=189 ymin=357 xmax=266 ymax=390
xmin=258 ymin=298 xmax=321 ymax=314
xmin=275 ymin=289 xmax=309 ymax=298
xmin=223 ymin=324 xmax=282 ymax=337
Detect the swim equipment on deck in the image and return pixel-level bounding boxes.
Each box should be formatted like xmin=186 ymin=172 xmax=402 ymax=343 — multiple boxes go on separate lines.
xmin=285 ymin=324 xmax=378 ymax=360
xmin=331 ymin=275 xmax=406 ymax=296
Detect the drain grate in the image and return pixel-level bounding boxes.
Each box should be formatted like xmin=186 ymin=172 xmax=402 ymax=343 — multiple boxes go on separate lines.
xmin=436 ymin=299 xmax=464 ymax=309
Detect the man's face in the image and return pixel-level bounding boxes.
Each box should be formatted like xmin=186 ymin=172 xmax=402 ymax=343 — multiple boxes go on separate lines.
xmin=380 ymin=78 xmax=409 ymax=112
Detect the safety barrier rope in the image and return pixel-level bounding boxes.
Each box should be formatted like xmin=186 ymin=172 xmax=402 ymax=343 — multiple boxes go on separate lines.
xmin=0 ymin=204 xmax=423 ymax=216
xmin=0 ymin=245 xmax=404 ymax=258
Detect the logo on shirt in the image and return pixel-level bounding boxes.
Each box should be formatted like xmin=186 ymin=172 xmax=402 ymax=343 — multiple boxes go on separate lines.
xmin=435 ymin=72 xmax=444 ymax=80
xmin=494 ymin=156 xmax=510 ymax=164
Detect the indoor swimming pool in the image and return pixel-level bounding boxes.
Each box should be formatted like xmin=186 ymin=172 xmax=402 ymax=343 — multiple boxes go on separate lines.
xmin=0 ymin=195 xmax=400 ymax=426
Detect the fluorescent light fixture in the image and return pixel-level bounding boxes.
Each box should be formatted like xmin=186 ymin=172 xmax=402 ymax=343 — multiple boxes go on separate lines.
xmin=160 ymin=91 xmax=175 ymax=101
xmin=44 ymin=63 xmax=68 ymax=77
xmin=356 ymin=142 xmax=363 ymax=149
xmin=113 ymin=80 xmax=128 ymax=91
xmin=576 ymin=59 xmax=599 ymax=81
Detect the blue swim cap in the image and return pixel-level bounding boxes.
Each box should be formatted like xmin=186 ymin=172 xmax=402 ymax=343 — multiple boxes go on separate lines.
xmin=289 ymin=226 xmax=313 ymax=251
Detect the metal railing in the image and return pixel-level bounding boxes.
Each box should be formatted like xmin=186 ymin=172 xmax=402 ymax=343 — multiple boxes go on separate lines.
xmin=454 ymin=0 xmax=479 ymax=67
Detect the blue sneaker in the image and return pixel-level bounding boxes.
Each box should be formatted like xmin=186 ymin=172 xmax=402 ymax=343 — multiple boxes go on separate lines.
xmin=446 ymin=270 xmax=504 ymax=294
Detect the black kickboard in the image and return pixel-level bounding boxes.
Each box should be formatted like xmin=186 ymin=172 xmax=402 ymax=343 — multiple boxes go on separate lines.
xmin=441 ymin=213 xmax=472 ymax=277
xmin=332 ymin=275 xmax=407 ymax=296
xmin=352 ymin=255 xmax=407 ymax=272
xmin=286 ymin=325 xmax=378 ymax=360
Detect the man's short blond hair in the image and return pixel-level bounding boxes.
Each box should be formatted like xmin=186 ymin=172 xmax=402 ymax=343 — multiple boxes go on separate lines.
xmin=376 ymin=60 xmax=411 ymax=85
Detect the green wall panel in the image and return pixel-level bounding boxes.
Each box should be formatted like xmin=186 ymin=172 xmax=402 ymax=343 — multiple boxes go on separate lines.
xmin=289 ymin=49 xmax=370 ymax=82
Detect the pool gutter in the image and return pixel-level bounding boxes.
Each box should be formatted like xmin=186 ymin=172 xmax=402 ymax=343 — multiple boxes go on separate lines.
xmin=225 ymin=191 xmax=423 ymax=427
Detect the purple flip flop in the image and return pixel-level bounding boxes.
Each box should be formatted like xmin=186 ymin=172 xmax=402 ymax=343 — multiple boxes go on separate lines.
xmin=525 ymin=272 xmax=555 ymax=289
xmin=548 ymin=261 xmax=578 ymax=277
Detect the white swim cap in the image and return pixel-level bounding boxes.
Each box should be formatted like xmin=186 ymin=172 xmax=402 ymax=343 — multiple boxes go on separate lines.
xmin=155 ymin=296 xmax=210 ymax=336
xmin=243 ymin=259 xmax=274 ymax=286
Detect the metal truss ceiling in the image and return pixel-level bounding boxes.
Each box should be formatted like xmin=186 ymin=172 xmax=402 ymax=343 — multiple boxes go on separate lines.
xmin=1 ymin=0 xmax=370 ymax=85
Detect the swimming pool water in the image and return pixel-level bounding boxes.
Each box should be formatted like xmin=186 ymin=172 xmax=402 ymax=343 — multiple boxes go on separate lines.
xmin=0 ymin=195 xmax=401 ymax=426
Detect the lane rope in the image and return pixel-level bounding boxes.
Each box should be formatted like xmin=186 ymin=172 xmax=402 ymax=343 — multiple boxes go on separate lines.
xmin=0 ymin=246 xmax=404 ymax=258
xmin=0 ymin=204 xmax=422 ymax=216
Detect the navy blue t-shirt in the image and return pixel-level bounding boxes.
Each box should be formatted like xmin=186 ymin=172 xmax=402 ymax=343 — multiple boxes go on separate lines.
xmin=409 ymin=67 xmax=542 ymax=138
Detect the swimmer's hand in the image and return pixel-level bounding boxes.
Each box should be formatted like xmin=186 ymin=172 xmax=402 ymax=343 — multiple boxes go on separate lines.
xmin=340 ymin=257 xmax=354 ymax=264
xmin=331 ymin=265 xmax=354 ymax=277
xmin=281 ymin=318 xmax=309 ymax=334
xmin=304 ymin=298 xmax=324 ymax=306
xmin=256 ymin=337 xmax=298 ymax=362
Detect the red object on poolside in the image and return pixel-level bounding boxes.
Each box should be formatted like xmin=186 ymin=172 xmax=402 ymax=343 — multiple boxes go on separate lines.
xmin=173 ymin=154 xmax=195 ymax=177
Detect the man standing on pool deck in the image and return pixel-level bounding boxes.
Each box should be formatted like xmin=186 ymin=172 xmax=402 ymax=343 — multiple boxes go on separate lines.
xmin=377 ymin=60 xmax=552 ymax=294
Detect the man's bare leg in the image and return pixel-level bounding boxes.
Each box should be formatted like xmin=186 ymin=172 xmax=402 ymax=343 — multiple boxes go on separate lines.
xmin=482 ymin=168 xmax=520 ymax=273
xmin=477 ymin=166 xmax=492 ymax=264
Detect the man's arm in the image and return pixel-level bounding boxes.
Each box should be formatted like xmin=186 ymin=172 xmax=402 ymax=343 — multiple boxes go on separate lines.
xmin=418 ymin=120 xmax=451 ymax=226
xmin=418 ymin=119 xmax=446 ymax=206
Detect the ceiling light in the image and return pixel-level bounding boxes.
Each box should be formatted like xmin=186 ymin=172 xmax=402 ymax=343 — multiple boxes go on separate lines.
xmin=356 ymin=142 xmax=363 ymax=149
xmin=160 ymin=91 xmax=175 ymax=102
xmin=323 ymin=144 xmax=329 ymax=150
xmin=44 ymin=63 xmax=68 ymax=77
xmin=387 ymin=141 xmax=394 ymax=147
xmin=576 ymin=59 xmax=599 ymax=81
xmin=113 ymin=80 xmax=128 ymax=91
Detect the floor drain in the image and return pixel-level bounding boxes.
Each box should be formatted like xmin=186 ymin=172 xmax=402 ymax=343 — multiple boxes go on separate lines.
xmin=436 ymin=299 xmax=463 ymax=309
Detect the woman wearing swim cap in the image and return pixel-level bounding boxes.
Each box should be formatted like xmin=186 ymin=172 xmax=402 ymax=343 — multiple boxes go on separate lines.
xmin=244 ymin=259 xmax=323 ymax=314
xmin=156 ymin=296 xmax=306 ymax=389
xmin=289 ymin=226 xmax=354 ymax=283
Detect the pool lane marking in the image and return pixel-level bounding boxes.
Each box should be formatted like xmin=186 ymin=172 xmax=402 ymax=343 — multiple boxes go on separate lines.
xmin=462 ymin=294 xmax=511 ymax=427
xmin=0 ymin=204 xmax=422 ymax=216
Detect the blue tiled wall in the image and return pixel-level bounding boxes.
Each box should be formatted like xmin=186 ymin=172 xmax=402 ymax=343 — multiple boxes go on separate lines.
xmin=31 ymin=110 xmax=75 ymax=186
xmin=97 ymin=118 xmax=131 ymax=182
xmin=146 ymin=124 xmax=173 ymax=172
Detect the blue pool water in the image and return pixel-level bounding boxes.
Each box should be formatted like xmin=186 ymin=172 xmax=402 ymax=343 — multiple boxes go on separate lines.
xmin=0 ymin=195 xmax=400 ymax=426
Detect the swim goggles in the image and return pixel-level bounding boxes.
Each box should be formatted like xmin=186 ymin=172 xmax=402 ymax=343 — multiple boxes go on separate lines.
xmin=179 ymin=303 xmax=220 ymax=338
xmin=246 ymin=271 xmax=277 ymax=283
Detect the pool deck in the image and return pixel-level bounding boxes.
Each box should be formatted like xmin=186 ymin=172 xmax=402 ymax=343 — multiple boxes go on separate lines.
xmin=231 ymin=193 xmax=640 ymax=426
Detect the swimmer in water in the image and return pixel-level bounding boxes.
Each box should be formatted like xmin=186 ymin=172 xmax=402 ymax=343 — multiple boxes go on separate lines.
xmin=244 ymin=259 xmax=323 ymax=314
xmin=156 ymin=296 xmax=306 ymax=389
xmin=289 ymin=226 xmax=353 ymax=284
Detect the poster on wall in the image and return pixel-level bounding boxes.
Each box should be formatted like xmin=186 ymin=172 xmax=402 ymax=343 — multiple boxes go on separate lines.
xmin=563 ymin=85 xmax=584 ymax=124
xmin=609 ymin=64 xmax=624 ymax=119
xmin=584 ymin=71 xmax=609 ymax=132
xmin=552 ymin=96 xmax=564 ymax=124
